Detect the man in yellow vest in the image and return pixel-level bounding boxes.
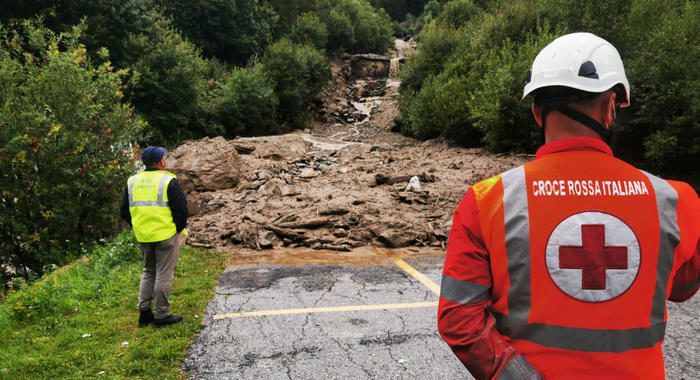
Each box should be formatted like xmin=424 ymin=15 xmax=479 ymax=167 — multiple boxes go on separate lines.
xmin=119 ymin=146 xmax=189 ymax=327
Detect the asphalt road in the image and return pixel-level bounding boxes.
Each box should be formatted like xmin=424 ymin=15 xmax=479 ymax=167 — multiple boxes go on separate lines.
xmin=183 ymin=255 xmax=699 ymax=380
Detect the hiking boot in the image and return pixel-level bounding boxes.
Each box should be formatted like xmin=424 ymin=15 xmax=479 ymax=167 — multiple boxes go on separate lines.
xmin=138 ymin=310 xmax=154 ymax=327
xmin=153 ymin=315 xmax=183 ymax=328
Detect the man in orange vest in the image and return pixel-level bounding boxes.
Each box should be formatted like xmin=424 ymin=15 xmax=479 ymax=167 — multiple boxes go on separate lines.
xmin=438 ymin=32 xmax=700 ymax=380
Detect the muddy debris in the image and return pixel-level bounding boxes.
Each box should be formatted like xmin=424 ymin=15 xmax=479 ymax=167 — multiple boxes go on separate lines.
xmin=168 ymin=39 xmax=530 ymax=253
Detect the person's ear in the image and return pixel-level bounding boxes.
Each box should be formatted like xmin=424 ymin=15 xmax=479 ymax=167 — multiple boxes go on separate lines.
xmin=532 ymin=103 xmax=544 ymax=127
xmin=160 ymin=157 xmax=166 ymax=169
xmin=603 ymin=92 xmax=617 ymax=128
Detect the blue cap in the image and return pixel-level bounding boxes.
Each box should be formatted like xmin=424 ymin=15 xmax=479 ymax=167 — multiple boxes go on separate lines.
xmin=142 ymin=146 xmax=167 ymax=164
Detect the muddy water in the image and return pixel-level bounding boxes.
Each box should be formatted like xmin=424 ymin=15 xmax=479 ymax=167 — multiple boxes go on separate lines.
xmin=225 ymin=246 xmax=446 ymax=267
xmin=389 ymin=58 xmax=400 ymax=79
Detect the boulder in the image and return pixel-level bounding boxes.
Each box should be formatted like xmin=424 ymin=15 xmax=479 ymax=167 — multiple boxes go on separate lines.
xmin=168 ymin=137 xmax=241 ymax=193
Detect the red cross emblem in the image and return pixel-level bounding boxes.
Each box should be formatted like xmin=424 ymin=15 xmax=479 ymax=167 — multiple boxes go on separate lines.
xmin=559 ymin=225 xmax=628 ymax=290
xmin=545 ymin=212 xmax=640 ymax=302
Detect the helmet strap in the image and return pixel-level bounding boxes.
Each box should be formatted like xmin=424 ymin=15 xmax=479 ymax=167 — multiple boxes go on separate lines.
xmin=551 ymin=104 xmax=612 ymax=144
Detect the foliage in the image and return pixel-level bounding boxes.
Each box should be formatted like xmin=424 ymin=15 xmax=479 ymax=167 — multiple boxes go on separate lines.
xmin=0 ymin=236 xmax=227 ymax=379
xmin=324 ymin=8 xmax=357 ymax=52
xmin=291 ymin=12 xmax=329 ymax=50
xmin=121 ymin=19 xmax=209 ymax=143
xmin=157 ymin=0 xmax=278 ymax=65
xmin=398 ymin=0 xmax=700 ymax=174
xmin=620 ymin=0 xmax=699 ymax=172
xmin=205 ymin=63 xmax=280 ymax=138
xmin=0 ymin=21 xmax=145 ymax=282
xmin=0 ymin=0 xmax=165 ymax=64
xmin=328 ymin=0 xmax=395 ymax=54
xmin=262 ymin=38 xmax=330 ymax=126
xmin=369 ymin=0 xmax=432 ymax=21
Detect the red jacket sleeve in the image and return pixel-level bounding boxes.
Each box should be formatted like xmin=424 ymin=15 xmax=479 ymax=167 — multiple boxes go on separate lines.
xmin=438 ymin=188 xmax=517 ymax=380
xmin=668 ymin=181 xmax=700 ymax=302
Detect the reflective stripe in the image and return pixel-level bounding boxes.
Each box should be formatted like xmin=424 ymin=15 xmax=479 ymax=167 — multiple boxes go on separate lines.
xmin=130 ymin=200 xmax=169 ymax=207
xmin=127 ymin=172 xmax=172 ymax=207
xmin=497 ymin=354 xmax=542 ymax=380
xmin=643 ymin=171 xmax=680 ymax=325
xmin=501 ymin=166 xmax=532 ymax=331
xmin=157 ymin=173 xmax=170 ymax=202
xmin=128 ymin=177 xmax=136 ymax=204
xmin=498 ymin=166 xmax=671 ymax=352
xmin=440 ymin=275 xmax=490 ymax=304
xmin=496 ymin=313 xmax=666 ymax=353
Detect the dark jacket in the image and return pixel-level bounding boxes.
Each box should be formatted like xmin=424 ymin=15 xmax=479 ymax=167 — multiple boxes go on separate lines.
xmin=119 ymin=168 xmax=188 ymax=233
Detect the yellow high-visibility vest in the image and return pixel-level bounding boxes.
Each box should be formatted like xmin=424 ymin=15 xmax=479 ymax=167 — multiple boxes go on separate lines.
xmin=127 ymin=170 xmax=178 ymax=243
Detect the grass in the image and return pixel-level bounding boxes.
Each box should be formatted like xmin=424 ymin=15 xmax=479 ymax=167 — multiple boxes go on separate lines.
xmin=0 ymin=232 xmax=228 ymax=380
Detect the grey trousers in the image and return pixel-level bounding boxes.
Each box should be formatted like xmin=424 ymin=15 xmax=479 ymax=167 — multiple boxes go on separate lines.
xmin=137 ymin=233 xmax=180 ymax=319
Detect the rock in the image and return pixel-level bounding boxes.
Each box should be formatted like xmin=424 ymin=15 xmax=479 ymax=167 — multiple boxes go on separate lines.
xmin=378 ymin=230 xmax=416 ymax=248
xmin=277 ymin=185 xmax=296 ymax=197
xmin=333 ymin=229 xmax=348 ymax=238
xmin=405 ymin=176 xmax=422 ymax=192
xmin=233 ymin=142 xmax=256 ymax=154
xmin=299 ymin=168 xmax=320 ymax=179
xmin=168 ymin=137 xmax=241 ymax=193
xmin=262 ymin=178 xmax=286 ymax=197
xmin=258 ymin=230 xmax=281 ymax=249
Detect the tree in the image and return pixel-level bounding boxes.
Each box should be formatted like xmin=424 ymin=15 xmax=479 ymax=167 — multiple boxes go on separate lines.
xmin=157 ymin=0 xmax=278 ymax=65
xmin=0 ymin=21 xmax=144 ymax=281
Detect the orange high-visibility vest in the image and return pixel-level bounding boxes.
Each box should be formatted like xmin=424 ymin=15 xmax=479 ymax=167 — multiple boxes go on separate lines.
xmin=471 ymin=140 xmax=698 ymax=380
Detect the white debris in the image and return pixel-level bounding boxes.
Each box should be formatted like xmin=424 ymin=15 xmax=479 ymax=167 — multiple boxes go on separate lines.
xmin=121 ymin=341 xmax=129 ymax=347
xmin=405 ymin=176 xmax=422 ymax=192
xmin=81 ymin=333 xmax=91 ymax=338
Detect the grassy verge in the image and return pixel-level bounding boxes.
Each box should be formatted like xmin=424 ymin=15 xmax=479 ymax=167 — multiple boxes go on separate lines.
xmin=0 ymin=232 xmax=228 ymax=380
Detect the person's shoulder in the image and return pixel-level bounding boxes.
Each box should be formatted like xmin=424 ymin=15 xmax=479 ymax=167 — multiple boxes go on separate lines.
xmin=666 ymin=180 xmax=699 ymax=199
xmin=159 ymin=170 xmax=178 ymax=178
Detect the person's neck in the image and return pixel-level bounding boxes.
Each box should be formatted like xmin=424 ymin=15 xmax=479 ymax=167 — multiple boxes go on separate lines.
xmin=544 ymin=113 xmax=605 ymax=143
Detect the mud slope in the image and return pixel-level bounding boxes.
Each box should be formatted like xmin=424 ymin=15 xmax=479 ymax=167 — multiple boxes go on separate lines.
xmin=168 ymin=40 xmax=531 ymax=253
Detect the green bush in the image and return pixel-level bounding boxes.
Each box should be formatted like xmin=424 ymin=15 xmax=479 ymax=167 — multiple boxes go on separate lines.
xmin=206 ymin=63 xmax=280 ymax=138
xmin=291 ymin=12 xmax=329 ymax=50
xmin=0 ymin=21 xmax=144 ymax=282
xmin=398 ymin=0 xmax=699 ymax=174
xmin=262 ymin=39 xmax=330 ymax=126
xmin=320 ymin=0 xmax=394 ymax=54
xmin=621 ymin=0 xmax=699 ymax=172
xmin=156 ymin=0 xmax=278 ymax=64
xmin=324 ymin=8 xmax=357 ymax=52
xmin=121 ymin=19 xmax=209 ymax=143
xmin=399 ymin=21 xmax=463 ymax=94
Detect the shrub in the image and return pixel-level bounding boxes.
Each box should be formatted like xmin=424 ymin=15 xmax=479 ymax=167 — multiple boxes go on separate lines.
xmin=206 ymin=63 xmax=280 ymax=138
xmin=291 ymin=12 xmax=329 ymax=50
xmin=621 ymin=0 xmax=699 ymax=172
xmin=156 ymin=0 xmax=278 ymax=64
xmin=324 ymin=8 xmax=356 ymax=52
xmin=0 ymin=21 xmax=144 ymax=281
xmin=121 ymin=19 xmax=209 ymax=143
xmin=321 ymin=0 xmax=394 ymax=54
xmin=262 ymin=39 xmax=330 ymax=127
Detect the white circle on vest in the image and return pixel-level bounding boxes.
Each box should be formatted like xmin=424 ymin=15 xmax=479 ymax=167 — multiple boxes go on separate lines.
xmin=545 ymin=211 xmax=640 ymax=302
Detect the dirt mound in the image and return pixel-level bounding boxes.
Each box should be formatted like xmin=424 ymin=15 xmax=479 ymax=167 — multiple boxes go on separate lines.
xmin=180 ymin=134 xmax=528 ymax=252
xmin=177 ymin=39 xmax=531 ymax=252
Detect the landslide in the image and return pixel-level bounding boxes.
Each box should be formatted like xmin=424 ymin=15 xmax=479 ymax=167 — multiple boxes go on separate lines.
xmin=168 ymin=39 xmax=530 ymax=253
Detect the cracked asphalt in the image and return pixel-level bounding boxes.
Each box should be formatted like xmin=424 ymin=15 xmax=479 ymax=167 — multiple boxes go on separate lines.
xmin=183 ymin=256 xmax=699 ymax=380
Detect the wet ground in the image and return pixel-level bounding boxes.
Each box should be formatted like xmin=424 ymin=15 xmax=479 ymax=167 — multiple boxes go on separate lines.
xmin=183 ymin=251 xmax=699 ymax=380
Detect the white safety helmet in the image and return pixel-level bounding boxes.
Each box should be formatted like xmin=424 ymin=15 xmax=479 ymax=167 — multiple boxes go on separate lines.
xmin=523 ymin=32 xmax=630 ymax=107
